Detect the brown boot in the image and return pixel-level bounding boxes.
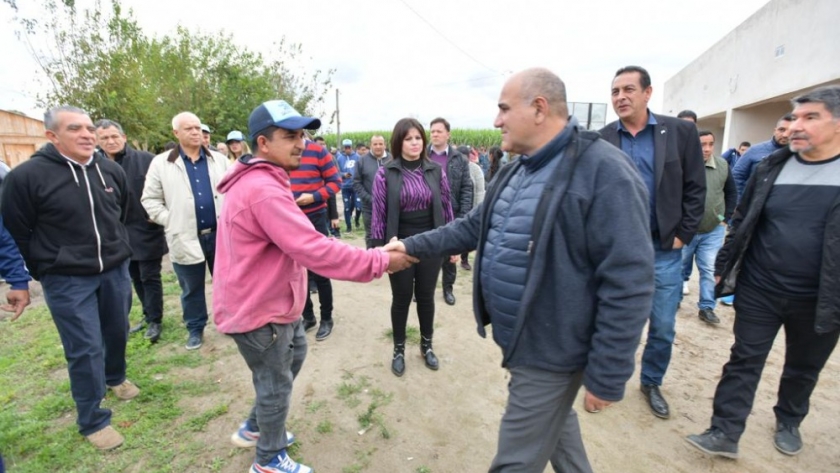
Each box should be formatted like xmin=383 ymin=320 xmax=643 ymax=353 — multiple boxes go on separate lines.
xmin=86 ymin=425 xmax=124 ymax=450
xmin=108 ymin=380 xmax=140 ymax=400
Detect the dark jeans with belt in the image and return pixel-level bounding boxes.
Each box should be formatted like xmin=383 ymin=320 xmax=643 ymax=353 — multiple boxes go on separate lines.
xmin=128 ymin=258 xmax=163 ymax=324
xmin=40 ymin=260 xmax=132 ymax=435
xmin=711 ymin=282 xmax=840 ymax=442
xmin=171 ymin=231 xmax=215 ymax=336
xmin=302 ymin=210 xmax=333 ymax=323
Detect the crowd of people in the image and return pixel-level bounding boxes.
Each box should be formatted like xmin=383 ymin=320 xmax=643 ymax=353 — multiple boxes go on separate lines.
xmin=0 ymin=64 xmax=839 ymax=473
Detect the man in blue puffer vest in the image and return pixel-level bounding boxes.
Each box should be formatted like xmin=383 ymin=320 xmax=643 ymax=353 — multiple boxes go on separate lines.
xmin=384 ymin=68 xmax=654 ymax=472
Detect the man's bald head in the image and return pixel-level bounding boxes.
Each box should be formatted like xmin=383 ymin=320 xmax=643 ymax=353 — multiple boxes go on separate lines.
xmin=512 ymin=68 xmax=569 ymax=118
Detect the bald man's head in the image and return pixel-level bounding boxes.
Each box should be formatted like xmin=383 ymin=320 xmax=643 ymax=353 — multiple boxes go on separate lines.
xmin=514 ymin=68 xmax=569 ymax=118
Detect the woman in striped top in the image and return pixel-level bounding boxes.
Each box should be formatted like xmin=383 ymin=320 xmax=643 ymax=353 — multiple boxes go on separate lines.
xmin=371 ymin=118 xmax=455 ymax=377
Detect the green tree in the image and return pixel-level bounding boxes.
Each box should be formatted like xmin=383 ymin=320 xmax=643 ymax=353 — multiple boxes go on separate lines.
xmin=7 ymin=0 xmax=333 ymax=151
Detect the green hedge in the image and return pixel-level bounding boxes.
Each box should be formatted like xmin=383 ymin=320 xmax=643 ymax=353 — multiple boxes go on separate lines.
xmin=321 ymin=129 xmax=501 ymax=151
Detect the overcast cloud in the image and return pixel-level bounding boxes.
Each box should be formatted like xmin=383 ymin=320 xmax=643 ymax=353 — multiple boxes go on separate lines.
xmin=0 ymin=0 xmax=771 ymax=132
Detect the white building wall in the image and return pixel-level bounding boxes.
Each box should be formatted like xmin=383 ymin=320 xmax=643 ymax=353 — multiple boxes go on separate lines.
xmin=663 ymin=0 xmax=840 ymax=148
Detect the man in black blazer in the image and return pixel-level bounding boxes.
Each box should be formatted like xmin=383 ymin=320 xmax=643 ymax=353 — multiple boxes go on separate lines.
xmin=598 ymin=66 xmax=706 ymax=420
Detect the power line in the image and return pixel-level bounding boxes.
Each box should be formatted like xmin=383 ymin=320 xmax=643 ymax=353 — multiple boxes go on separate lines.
xmin=399 ymin=0 xmax=499 ymax=74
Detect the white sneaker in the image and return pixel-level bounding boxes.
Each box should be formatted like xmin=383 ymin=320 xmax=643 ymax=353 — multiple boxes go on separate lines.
xmin=682 ymin=282 xmax=690 ymax=295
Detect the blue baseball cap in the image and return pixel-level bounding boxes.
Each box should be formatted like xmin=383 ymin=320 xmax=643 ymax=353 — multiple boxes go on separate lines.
xmin=248 ymin=100 xmax=321 ymax=139
xmin=226 ymin=130 xmax=245 ymax=143
xmin=342 ymin=139 xmax=352 ymax=147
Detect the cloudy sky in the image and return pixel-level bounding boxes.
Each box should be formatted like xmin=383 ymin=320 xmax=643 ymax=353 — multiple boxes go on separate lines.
xmin=0 ymin=0 xmax=770 ymax=132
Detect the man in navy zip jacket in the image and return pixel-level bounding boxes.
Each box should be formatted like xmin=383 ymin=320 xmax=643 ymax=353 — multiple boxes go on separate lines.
xmin=1 ymin=106 xmax=137 ymax=451
xmin=385 ymin=68 xmax=653 ymax=472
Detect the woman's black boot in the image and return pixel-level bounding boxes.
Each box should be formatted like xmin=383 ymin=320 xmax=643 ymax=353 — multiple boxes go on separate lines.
xmin=391 ymin=343 xmax=406 ymax=377
xmin=421 ymin=336 xmax=439 ymax=371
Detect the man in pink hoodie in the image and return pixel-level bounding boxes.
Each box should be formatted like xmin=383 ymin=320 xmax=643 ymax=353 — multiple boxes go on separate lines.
xmin=213 ymin=100 xmax=417 ymax=473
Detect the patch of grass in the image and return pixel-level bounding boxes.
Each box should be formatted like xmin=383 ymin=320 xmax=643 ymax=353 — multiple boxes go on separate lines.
xmin=416 ymin=467 xmax=432 ymax=473
xmin=306 ymin=399 xmax=327 ymax=414
xmin=316 ymin=420 xmax=333 ymax=434
xmin=381 ymin=325 xmax=421 ymax=346
xmin=342 ymin=447 xmax=377 ymax=473
xmin=184 ymin=403 xmax=229 ymax=431
xmin=337 ymin=372 xmax=370 ymax=409
xmin=0 ymin=268 xmax=242 ymax=472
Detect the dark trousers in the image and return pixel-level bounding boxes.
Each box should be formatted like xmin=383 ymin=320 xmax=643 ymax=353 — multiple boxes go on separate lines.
xmin=489 ymin=368 xmax=592 ymax=473
xmin=362 ymin=209 xmax=373 ymax=249
xmin=302 ymin=210 xmax=333 ymax=322
xmin=232 ymin=321 xmax=307 ymax=465
xmin=171 ymin=232 xmax=215 ymax=336
xmin=40 ymin=260 xmax=132 ymax=435
xmin=128 ymin=258 xmax=163 ymax=324
xmin=711 ymin=282 xmax=840 ymax=442
xmin=341 ymin=188 xmax=359 ymax=230
xmin=388 ymin=255 xmax=443 ymax=344
xmin=441 ymin=259 xmax=456 ymax=292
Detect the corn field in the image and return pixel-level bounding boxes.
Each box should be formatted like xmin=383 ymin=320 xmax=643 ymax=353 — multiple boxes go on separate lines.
xmin=321 ymin=129 xmax=501 ymax=151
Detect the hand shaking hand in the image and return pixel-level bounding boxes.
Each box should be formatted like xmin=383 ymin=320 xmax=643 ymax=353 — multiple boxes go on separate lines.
xmin=2 ymin=289 xmax=31 ymax=321
xmin=382 ymin=237 xmax=418 ymax=273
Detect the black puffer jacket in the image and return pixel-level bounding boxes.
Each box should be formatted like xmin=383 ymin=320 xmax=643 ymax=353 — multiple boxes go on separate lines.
xmin=715 ymin=146 xmax=840 ymax=334
xmin=1 ymin=143 xmax=131 ymax=279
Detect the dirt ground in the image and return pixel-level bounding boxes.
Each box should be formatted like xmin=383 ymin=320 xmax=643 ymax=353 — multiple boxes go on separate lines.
xmin=11 ymin=240 xmax=840 ymax=473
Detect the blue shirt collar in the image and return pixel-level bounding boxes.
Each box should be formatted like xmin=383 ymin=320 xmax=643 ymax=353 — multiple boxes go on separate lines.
xmin=179 ymin=146 xmax=206 ymax=162
xmin=616 ymin=109 xmax=657 ymax=132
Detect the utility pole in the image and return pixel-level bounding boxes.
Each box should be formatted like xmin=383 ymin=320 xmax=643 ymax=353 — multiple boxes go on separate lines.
xmin=335 ymin=88 xmax=341 ymax=149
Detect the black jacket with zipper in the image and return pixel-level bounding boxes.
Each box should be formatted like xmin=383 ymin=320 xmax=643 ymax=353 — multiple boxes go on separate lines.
xmin=715 ymin=146 xmax=840 ymax=334
xmin=108 ymin=145 xmax=167 ymax=261
xmin=1 ymin=143 xmax=132 ymax=279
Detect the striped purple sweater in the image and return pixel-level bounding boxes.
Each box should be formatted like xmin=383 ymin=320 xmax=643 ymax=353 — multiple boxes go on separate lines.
xmin=371 ymin=165 xmax=454 ymax=240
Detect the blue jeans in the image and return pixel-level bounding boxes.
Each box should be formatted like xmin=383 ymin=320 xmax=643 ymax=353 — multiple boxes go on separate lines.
xmin=341 ymin=188 xmax=359 ymax=229
xmin=231 ymin=321 xmax=308 ymax=465
xmin=681 ymin=225 xmax=726 ymax=311
xmin=171 ymin=232 xmax=215 ymax=336
xmin=641 ymin=243 xmax=683 ymax=386
xmin=40 ymin=260 xmax=132 ymax=435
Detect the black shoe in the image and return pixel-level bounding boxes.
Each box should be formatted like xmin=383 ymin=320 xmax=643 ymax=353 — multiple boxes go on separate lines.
xmin=129 ymin=322 xmax=146 ymax=335
xmin=346 ymin=226 xmax=352 ymax=232
xmin=185 ymin=332 xmax=203 ymax=350
xmin=421 ymin=337 xmax=439 ymax=371
xmin=303 ymin=318 xmax=317 ymax=333
xmin=685 ymin=428 xmax=739 ymax=459
xmin=315 ymin=320 xmax=333 ymax=341
xmin=774 ymin=422 xmax=803 ymax=456
xmin=640 ymin=384 xmax=670 ymax=419
xmin=699 ymin=309 xmax=721 ymax=325
xmin=443 ymin=291 xmax=456 ymax=306
xmin=144 ymin=322 xmax=162 ymax=343
xmin=460 ymin=261 xmax=472 ymax=271
xmin=391 ymin=344 xmax=405 ymax=377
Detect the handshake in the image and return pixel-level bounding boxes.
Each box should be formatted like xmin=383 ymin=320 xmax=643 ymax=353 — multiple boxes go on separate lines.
xmin=380 ymin=237 xmax=416 ymax=274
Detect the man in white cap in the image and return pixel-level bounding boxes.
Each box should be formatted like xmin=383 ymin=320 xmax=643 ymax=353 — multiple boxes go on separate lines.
xmin=215 ymin=99 xmax=416 ymax=473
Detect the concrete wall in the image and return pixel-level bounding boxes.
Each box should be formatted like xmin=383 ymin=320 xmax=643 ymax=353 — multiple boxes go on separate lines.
xmin=663 ymin=0 xmax=840 ymax=148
